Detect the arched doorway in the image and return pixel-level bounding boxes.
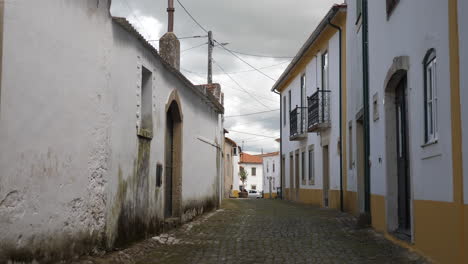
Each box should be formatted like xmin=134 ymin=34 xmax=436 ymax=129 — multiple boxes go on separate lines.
xmin=384 ymin=56 xmax=412 ymax=240
xmin=165 ymin=92 xmax=183 ymax=218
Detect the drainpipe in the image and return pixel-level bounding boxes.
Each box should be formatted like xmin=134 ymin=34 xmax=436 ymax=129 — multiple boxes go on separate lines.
xmin=273 ymin=89 xmax=283 ymax=199
xmin=328 ymin=17 xmax=344 ymax=212
xmin=362 ymin=0 xmax=371 ymax=217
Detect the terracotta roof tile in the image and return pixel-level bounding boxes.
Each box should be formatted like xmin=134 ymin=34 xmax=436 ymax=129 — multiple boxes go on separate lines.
xmin=239 ymin=153 xmax=263 ymax=164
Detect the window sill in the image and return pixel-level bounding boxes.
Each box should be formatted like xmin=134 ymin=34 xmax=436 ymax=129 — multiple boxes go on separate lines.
xmin=421 ymin=139 xmax=438 ymax=148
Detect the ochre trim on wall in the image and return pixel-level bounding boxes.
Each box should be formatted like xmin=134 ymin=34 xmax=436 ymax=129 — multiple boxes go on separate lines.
xmin=413 ymin=200 xmax=461 ymax=264
xmin=370 ymin=194 xmax=386 ymax=232
xmin=448 ymin=1 xmax=465 ymax=263
xmin=298 ymin=189 xmax=323 ymax=206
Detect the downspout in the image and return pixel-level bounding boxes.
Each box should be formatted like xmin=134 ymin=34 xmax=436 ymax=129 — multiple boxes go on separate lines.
xmin=328 ymin=17 xmax=344 ymax=212
xmin=273 ymin=89 xmax=283 ymax=199
xmin=362 ymin=0 xmax=371 ymax=216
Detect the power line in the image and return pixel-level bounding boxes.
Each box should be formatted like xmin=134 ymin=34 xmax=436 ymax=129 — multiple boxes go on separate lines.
xmin=214 ymin=39 xmax=277 ymax=82
xmin=182 ymin=42 xmax=207 ymax=53
xmin=180 ymin=61 xmax=290 ymax=75
xmin=215 ymin=47 xmax=294 ymax=59
xmin=147 ymin=35 xmax=207 ymax=42
xmin=175 ymin=0 xmax=278 ymax=82
xmin=176 ymin=0 xmax=209 ymax=33
xmin=228 ymin=130 xmax=279 ymax=139
xmin=225 ymin=109 xmax=280 ymax=118
xmin=213 ymin=60 xmax=272 ymax=110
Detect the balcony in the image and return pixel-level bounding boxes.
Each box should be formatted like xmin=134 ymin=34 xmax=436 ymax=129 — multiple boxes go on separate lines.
xmin=308 ymin=89 xmax=331 ymax=132
xmin=289 ymin=106 xmax=308 ymax=141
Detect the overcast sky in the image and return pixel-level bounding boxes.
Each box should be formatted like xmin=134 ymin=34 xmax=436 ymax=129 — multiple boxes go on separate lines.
xmin=111 ymin=0 xmax=341 ymax=154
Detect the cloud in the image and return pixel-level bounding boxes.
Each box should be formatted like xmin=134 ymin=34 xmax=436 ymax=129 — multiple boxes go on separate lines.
xmin=111 ymin=0 xmax=342 ymax=153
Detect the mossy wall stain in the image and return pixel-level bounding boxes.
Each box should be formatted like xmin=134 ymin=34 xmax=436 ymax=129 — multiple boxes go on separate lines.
xmin=108 ymin=137 xmax=164 ymax=249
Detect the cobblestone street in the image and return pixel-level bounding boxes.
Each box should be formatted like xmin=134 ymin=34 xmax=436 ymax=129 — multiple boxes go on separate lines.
xmin=77 ymin=199 xmax=427 ymax=264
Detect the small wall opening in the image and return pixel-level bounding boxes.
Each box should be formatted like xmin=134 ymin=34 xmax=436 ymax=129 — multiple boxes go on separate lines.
xmin=141 ymin=67 xmax=153 ymax=133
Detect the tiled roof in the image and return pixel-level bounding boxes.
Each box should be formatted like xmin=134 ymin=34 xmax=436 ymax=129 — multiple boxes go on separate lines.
xmin=239 ymin=153 xmax=263 ymax=164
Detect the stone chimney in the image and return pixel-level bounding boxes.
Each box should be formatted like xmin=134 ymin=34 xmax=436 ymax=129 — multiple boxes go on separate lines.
xmin=159 ymin=0 xmax=180 ymax=70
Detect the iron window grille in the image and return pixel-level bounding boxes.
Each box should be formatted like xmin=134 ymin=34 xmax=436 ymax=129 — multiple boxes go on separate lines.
xmin=308 ymin=89 xmax=331 ymax=132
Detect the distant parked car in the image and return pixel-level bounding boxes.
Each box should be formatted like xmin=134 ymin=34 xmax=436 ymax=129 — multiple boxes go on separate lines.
xmin=247 ymin=190 xmax=262 ymax=199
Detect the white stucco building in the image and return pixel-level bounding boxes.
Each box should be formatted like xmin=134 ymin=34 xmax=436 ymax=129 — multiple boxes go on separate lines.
xmin=272 ymin=5 xmax=346 ymax=209
xmin=343 ymin=0 xmax=467 ymax=263
xmin=0 ymin=1 xmax=224 ymax=262
xmin=238 ymin=152 xmax=263 ymax=192
xmin=262 ymin=152 xmax=280 ymax=198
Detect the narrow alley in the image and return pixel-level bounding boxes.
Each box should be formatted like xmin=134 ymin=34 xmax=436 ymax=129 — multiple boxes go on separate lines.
xmin=76 ymin=199 xmax=427 ymax=264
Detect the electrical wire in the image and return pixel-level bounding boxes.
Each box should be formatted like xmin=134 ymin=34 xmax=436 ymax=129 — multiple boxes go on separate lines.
xmin=228 ymin=130 xmax=279 ymax=139
xmin=176 ymin=0 xmax=209 ymax=33
xmin=225 ymin=109 xmax=280 ymax=118
xmin=215 ymin=47 xmax=294 ymax=59
xmin=182 ymin=42 xmax=207 ymax=53
xmin=214 ymin=39 xmax=277 ymax=82
xmin=213 ymin=60 xmax=272 ymax=110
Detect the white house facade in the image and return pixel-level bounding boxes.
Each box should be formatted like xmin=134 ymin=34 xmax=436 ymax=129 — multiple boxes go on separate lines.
xmin=262 ymin=152 xmax=280 ymax=198
xmin=344 ymin=0 xmax=467 ymax=263
xmin=272 ymin=5 xmax=347 ymax=209
xmin=0 ymin=1 xmax=224 ymax=262
xmin=238 ymin=153 xmax=263 ymax=192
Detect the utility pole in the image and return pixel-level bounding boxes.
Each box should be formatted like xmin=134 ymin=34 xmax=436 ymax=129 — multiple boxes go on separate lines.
xmin=208 ymin=31 xmax=214 ymax=84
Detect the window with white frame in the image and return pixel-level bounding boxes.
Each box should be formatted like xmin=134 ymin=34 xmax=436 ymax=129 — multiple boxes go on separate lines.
xmin=423 ymin=49 xmax=438 ymax=143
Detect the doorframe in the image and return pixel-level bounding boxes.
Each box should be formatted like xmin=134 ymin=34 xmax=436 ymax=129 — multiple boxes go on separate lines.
xmin=164 ymin=90 xmax=184 ymax=219
xmin=383 ymin=56 xmax=414 ymax=241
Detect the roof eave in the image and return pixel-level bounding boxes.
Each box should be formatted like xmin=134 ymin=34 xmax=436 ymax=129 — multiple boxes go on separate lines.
xmin=271 ymin=5 xmax=346 ymax=93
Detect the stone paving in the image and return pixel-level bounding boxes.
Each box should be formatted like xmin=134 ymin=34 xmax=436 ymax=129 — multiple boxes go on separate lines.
xmin=76 ymin=199 xmax=428 ymax=264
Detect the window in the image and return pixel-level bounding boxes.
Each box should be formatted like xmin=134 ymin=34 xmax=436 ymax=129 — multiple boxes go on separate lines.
xmin=283 ymin=96 xmax=287 ymax=127
xmin=267 ymin=162 xmax=269 ymax=173
xmin=322 ymin=51 xmax=329 ymax=91
xmin=251 ymin=167 xmax=257 ymax=176
xmin=273 ymin=161 xmax=275 ymax=173
xmin=386 ymin=0 xmax=400 ymax=17
xmin=423 ymin=49 xmax=438 ymax=143
xmin=308 ymin=148 xmax=315 ymax=185
xmin=356 ymin=0 xmax=362 ymax=21
xmin=233 ymin=147 xmax=237 ymax=156
xmin=251 ymin=185 xmax=257 ymax=190
xmin=141 ymin=66 xmax=153 ymax=133
xmin=349 ymin=123 xmax=353 ymax=169
xmin=301 ymin=74 xmax=307 ymax=133
xmin=288 ymin=90 xmax=292 ymax=115
xmin=301 ymin=151 xmax=306 ymax=182
xmin=156 ymin=163 xmax=163 ymax=187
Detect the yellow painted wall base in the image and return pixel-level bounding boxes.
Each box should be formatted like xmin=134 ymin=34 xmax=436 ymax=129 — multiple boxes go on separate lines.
xmin=264 ymin=193 xmax=277 ymax=199
xmin=284 ymin=188 xmax=290 ymax=200
xmin=329 ymin=190 xmax=341 ymax=210
xmin=371 ymin=195 xmax=386 ymax=233
xmin=413 ymin=200 xmax=463 ymax=264
xmin=344 ymin=191 xmax=358 ymax=216
xmin=464 ymin=204 xmax=468 ymax=263
xmin=298 ymin=189 xmax=323 ymax=206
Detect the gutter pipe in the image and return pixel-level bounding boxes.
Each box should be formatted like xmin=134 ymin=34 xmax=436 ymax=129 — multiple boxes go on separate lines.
xmin=362 ymin=0 xmax=371 ymax=216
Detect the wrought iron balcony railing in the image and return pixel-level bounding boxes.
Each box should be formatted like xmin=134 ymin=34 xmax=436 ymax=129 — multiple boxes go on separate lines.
xmin=290 ymin=106 xmax=308 ymax=140
xmin=308 ymin=89 xmax=331 ymax=132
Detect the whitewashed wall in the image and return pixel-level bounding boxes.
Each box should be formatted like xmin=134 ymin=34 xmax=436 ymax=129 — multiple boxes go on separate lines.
xmin=280 ymin=29 xmax=342 ymax=195
xmin=0 ymin=0 xmax=222 ymax=261
xmin=367 ymin=0 xmax=452 ymax=201
xmin=239 ymin=163 xmax=263 ymax=191
xmin=263 ymin=155 xmax=281 ymax=194
xmin=345 ymin=2 xmax=363 ymax=194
